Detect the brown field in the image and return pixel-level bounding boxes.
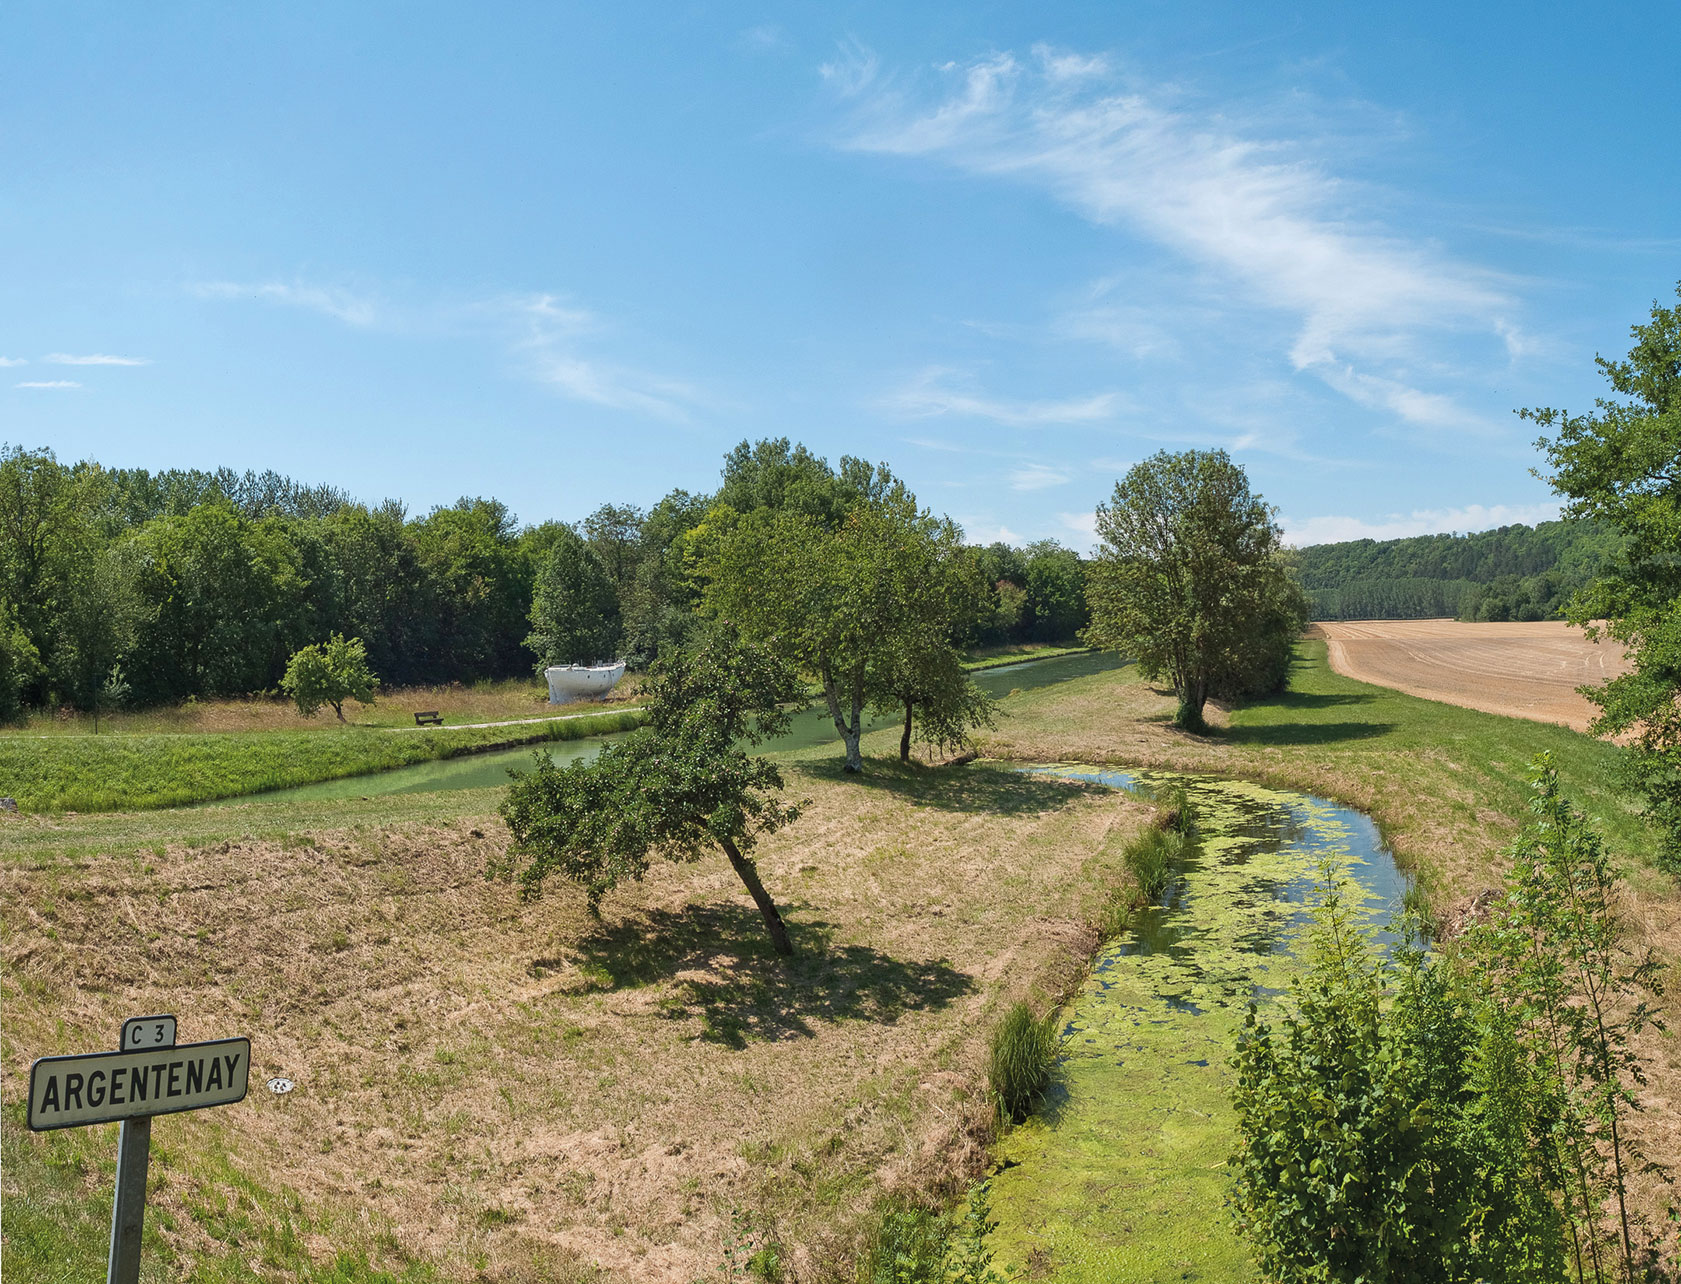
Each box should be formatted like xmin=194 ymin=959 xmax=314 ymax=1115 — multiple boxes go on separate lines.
xmin=1314 ymin=618 xmax=1631 ymax=732
xmin=1 ymin=763 xmax=1148 ymax=1281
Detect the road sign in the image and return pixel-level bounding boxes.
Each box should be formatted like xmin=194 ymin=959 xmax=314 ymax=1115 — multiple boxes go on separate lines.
xmin=120 ymin=1014 xmax=177 ymax=1051
xmin=27 ymin=1037 xmax=250 ymax=1131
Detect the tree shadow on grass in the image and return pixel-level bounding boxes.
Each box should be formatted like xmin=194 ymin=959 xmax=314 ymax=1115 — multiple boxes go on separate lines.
xmin=562 ymin=902 xmax=975 ymax=1049
xmin=795 ymin=756 xmax=1095 ymax=816
xmin=1218 ymin=720 xmax=1396 ymax=746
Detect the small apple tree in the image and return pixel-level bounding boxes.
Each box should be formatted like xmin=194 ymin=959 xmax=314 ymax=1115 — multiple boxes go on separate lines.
xmin=281 ymin=633 xmax=379 ymax=721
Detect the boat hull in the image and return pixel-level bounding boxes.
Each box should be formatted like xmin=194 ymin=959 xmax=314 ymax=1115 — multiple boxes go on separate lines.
xmin=544 ymin=662 xmax=626 ymax=704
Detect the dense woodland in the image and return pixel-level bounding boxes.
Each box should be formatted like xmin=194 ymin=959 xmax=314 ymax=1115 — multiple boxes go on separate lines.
xmin=0 ymin=441 xmax=1090 ymax=717
xmin=0 ymin=438 xmax=1628 ymax=719
xmin=1292 ymin=518 xmax=1618 ymax=621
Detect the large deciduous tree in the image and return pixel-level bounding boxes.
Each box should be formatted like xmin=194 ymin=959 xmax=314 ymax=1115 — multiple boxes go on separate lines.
xmin=495 ymin=630 xmax=804 ymax=954
xmin=1085 ymin=449 xmax=1305 ymax=731
xmin=1527 ymin=282 xmax=1681 ymax=870
xmin=700 ymin=452 xmax=990 ymax=773
xmin=526 ymin=524 xmax=622 ymax=668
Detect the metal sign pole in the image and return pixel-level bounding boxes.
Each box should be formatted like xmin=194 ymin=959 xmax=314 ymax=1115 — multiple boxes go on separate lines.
xmin=107 ymin=1114 xmax=152 ymax=1284
xmin=106 ymin=1013 xmax=175 ymax=1284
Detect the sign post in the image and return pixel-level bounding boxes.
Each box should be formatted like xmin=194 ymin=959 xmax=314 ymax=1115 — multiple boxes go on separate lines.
xmin=26 ymin=1017 xmax=249 ymax=1284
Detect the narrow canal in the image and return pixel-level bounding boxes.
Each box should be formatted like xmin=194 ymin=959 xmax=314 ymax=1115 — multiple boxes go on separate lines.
xmin=987 ymin=767 xmax=1409 ymax=1281
xmin=230 ymin=651 xmax=1125 ymax=804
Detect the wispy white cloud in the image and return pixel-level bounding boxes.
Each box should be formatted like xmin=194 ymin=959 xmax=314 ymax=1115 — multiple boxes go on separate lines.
xmin=961 ymin=520 xmax=1023 ymax=545
xmin=1059 ymin=509 xmax=1100 ymax=546
xmin=15 ymin=380 xmax=80 ymax=389
xmin=1281 ymin=501 xmax=1561 ymax=547
xmin=43 ymin=352 xmax=149 ymax=366
xmin=191 ymin=280 xmax=378 ymax=326
xmin=0 ymin=357 xmax=24 ymax=367
xmin=1314 ymin=363 xmax=1498 ymax=433
xmin=502 ymin=293 xmax=708 ymax=421
xmin=829 ymin=47 xmax=1516 ymax=429
xmin=884 ymin=367 xmax=1123 ymax=426
xmin=819 ymin=37 xmax=880 ymax=97
xmin=1009 ymin=463 xmax=1071 ymax=491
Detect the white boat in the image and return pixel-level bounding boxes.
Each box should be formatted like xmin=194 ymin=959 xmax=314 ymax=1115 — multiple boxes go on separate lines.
xmin=544 ymin=661 xmax=626 ymax=705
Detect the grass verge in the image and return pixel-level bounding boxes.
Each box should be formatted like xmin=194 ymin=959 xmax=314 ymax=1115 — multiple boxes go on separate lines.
xmin=0 ymin=708 xmax=645 ymax=813
xmin=961 ymin=644 xmax=1092 ymax=672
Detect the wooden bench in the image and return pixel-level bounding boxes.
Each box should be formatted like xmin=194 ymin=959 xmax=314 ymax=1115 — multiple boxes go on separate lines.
xmin=413 ymin=710 xmax=443 ymax=726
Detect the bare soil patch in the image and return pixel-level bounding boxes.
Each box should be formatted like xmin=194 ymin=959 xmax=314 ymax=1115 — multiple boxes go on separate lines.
xmin=1314 ymin=619 xmax=1630 ymax=731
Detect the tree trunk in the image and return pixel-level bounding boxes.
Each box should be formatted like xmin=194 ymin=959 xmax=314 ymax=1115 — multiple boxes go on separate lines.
xmin=844 ymin=663 xmax=865 ymax=773
xmin=819 ymin=666 xmax=864 ymax=774
xmin=900 ymin=699 xmax=914 ymax=763
xmin=1176 ymin=675 xmax=1208 ymax=732
xmin=332 ymin=700 xmax=346 ymax=722
xmin=718 ymin=835 xmax=793 ymax=956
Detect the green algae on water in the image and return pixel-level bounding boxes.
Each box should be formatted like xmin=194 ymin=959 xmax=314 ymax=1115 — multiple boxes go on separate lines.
xmin=985 ymin=768 xmax=1407 ymax=1281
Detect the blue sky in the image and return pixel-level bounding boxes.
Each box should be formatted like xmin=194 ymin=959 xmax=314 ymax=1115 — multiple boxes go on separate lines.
xmin=4 ymin=3 xmax=1677 ymax=547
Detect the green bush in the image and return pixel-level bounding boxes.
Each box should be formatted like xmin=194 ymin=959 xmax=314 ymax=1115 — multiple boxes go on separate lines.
xmin=855 ymin=1184 xmax=1011 ymax=1284
xmin=1229 ymin=759 xmax=1667 ymax=1283
xmin=988 ymin=1002 xmax=1058 ymax=1125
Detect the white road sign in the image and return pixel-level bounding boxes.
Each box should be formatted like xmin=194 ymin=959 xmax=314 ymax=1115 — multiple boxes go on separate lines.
xmin=28 ymin=1037 xmax=250 ymax=1131
xmin=120 ymin=1014 xmax=176 ymax=1051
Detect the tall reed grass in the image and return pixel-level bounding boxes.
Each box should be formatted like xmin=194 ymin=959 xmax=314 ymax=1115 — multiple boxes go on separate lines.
xmin=988 ymin=1001 xmax=1059 ymax=1125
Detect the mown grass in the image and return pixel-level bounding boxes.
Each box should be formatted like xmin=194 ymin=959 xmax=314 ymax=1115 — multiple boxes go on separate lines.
xmin=0 ymin=1104 xmax=450 ymax=1284
xmin=13 ymin=675 xmax=646 ymax=736
xmin=0 ymin=708 xmax=645 ymax=813
xmin=961 ymin=643 xmax=1092 ymax=672
xmin=980 ymin=640 xmax=1665 ymax=902
xmin=0 ymin=755 xmax=1149 ymax=1280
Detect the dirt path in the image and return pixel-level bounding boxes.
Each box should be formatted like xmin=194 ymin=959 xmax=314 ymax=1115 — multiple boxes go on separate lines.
xmin=1313 ymin=618 xmax=1630 ymax=731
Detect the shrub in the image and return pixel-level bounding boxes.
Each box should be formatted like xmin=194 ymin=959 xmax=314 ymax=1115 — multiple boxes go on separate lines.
xmin=1229 ymin=758 xmax=1669 ymax=1283
xmin=988 ymin=1002 xmax=1058 ymax=1125
xmin=855 ymin=1184 xmax=1011 ymax=1284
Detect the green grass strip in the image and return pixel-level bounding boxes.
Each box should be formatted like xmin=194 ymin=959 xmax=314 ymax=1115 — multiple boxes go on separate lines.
xmin=0 ymin=708 xmax=646 ymax=813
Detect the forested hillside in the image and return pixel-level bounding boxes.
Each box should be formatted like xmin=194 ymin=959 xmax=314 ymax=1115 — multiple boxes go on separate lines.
xmin=1293 ymin=519 xmax=1618 ymax=621
xmin=0 ymin=441 xmax=1089 ymax=717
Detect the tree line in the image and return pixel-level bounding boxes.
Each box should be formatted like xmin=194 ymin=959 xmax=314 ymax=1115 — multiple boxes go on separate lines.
xmin=1294 ymin=518 xmax=1619 ymax=622
xmin=0 ymin=439 xmax=1092 ymax=720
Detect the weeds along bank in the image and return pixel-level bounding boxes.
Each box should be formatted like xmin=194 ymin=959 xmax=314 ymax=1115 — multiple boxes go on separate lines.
xmin=0 ymin=707 xmax=645 ymax=812
xmin=0 ymin=755 xmax=1156 ymax=1281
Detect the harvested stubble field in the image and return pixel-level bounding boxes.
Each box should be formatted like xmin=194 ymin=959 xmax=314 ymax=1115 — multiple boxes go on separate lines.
xmin=0 ymin=756 xmax=1151 ymax=1282
xmin=1314 ymin=618 xmax=1631 ymax=731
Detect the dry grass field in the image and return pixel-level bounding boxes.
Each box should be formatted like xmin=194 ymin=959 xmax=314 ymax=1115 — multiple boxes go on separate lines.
xmin=1314 ymin=618 xmax=1631 ymax=731
xmin=1 ymin=760 xmax=1149 ymax=1282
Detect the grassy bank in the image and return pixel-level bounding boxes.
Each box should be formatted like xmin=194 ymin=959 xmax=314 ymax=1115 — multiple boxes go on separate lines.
xmin=981 ymin=639 xmax=1664 ymax=901
xmin=10 ymin=676 xmax=647 ymax=737
xmin=961 ymin=643 xmax=1092 ymax=672
xmin=0 ymin=707 xmax=646 ymax=813
xmin=0 ymin=759 xmax=1151 ymax=1281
